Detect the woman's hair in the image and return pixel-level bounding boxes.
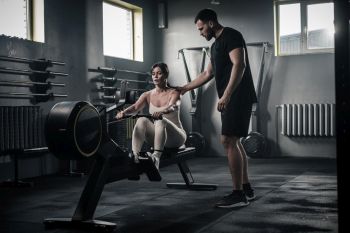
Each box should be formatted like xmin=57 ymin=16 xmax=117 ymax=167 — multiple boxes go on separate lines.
xmin=151 ymin=62 xmax=174 ymax=88
xmin=151 ymin=62 xmax=169 ymax=79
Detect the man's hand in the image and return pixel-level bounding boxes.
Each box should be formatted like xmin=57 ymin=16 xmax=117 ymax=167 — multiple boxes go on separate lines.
xmin=217 ymin=95 xmax=231 ymax=112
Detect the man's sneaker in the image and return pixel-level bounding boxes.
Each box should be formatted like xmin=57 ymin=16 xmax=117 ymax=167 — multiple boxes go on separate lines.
xmin=243 ymin=183 xmax=256 ymax=201
xmin=215 ymin=190 xmax=249 ymax=208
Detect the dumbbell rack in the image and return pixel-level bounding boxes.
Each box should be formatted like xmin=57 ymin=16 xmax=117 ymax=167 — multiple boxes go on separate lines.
xmin=0 ymin=55 xmax=68 ymax=103
xmin=0 ymin=55 xmax=68 ymax=187
xmin=88 ymin=67 xmax=127 ymax=105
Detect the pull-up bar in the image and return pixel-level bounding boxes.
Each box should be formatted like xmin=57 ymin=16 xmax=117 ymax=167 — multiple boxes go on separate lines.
xmin=178 ymin=46 xmax=209 ymax=53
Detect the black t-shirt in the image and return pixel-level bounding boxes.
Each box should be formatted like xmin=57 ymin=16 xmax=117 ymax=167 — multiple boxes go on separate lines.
xmin=210 ymin=27 xmax=257 ymax=104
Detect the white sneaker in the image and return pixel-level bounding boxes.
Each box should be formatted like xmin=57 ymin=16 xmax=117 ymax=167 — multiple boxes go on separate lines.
xmin=139 ymin=152 xmax=160 ymax=170
xmin=150 ymin=154 xmax=160 ymax=170
xmin=133 ymin=153 xmax=140 ymax=163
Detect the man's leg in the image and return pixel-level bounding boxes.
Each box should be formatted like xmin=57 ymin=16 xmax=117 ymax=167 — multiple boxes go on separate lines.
xmin=215 ymin=135 xmax=249 ymax=208
xmin=236 ymin=139 xmax=249 ymax=184
xmin=237 ymin=139 xmax=256 ymax=200
xmin=221 ymin=135 xmax=243 ymax=190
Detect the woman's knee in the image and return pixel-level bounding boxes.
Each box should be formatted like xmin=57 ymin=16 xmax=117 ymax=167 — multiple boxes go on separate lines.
xmin=154 ymin=119 xmax=167 ymax=128
xmin=133 ymin=117 xmax=151 ymax=135
xmin=135 ymin=117 xmax=150 ymax=128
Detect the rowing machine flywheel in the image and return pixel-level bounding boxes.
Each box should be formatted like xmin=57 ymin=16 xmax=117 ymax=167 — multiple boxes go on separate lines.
xmin=45 ymin=101 xmax=102 ymax=160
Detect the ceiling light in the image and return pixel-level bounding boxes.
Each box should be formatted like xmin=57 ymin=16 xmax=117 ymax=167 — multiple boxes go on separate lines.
xmin=210 ymin=0 xmax=220 ymax=5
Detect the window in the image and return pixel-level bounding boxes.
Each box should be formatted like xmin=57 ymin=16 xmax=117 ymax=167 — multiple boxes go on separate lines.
xmin=103 ymin=0 xmax=143 ymax=61
xmin=274 ymin=0 xmax=334 ymax=56
xmin=0 ymin=0 xmax=45 ymax=42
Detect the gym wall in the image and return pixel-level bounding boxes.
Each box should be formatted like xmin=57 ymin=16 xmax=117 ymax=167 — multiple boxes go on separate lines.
xmin=0 ymin=0 xmax=159 ymax=181
xmin=155 ymin=0 xmax=336 ymax=158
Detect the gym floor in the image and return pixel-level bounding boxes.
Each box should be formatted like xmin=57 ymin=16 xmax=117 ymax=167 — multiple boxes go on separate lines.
xmin=0 ymin=157 xmax=337 ymax=233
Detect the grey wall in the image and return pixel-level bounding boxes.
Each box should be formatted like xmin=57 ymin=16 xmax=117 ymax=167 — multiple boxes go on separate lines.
xmin=0 ymin=0 xmax=158 ymax=180
xmin=0 ymin=0 xmax=336 ymax=182
xmin=156 ymin=0 xmax=336 ymax=158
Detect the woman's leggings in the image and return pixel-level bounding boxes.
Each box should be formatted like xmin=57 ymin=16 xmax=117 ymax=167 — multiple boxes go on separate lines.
xmin=132 ymin=117 xmax=187 ymax=155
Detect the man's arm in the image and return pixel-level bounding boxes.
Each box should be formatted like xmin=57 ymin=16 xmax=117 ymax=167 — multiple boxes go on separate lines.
xmin=180 ymin=62 xmax=214 ymax=95
xmin=217 ymin=47 xmax=246 ymax=112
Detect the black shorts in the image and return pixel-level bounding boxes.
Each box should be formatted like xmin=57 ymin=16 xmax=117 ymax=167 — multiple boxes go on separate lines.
xmin=221 ymin=99 xmax=253 ymax=137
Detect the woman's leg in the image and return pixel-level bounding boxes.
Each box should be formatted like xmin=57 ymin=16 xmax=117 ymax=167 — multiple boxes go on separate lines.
xmin=152 ymin=118 xmax=187 ymax=168
xmin=132 ymin=117 xmax=155 ymax=161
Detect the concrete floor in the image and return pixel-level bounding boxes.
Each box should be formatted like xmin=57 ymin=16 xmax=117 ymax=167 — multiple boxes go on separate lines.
xmin=0 ymin=157 xmax=338 ymax=233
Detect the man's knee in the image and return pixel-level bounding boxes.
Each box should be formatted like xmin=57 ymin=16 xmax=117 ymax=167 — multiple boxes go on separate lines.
xmin=220 ymin=135 xmax=240 ymax=148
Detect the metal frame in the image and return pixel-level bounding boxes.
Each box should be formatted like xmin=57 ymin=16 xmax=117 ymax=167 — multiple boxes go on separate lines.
xmin=178 ymin=46 xmax=209 ymax=133
xmin=246 ymin=42 xmax=272 ymax=132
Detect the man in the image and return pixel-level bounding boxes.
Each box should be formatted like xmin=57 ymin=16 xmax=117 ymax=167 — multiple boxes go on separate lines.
xmin=179 ymin=9 xmax=257 ymax=208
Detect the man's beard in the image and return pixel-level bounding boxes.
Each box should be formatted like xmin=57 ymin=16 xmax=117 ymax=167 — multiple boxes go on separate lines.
xmin=206 ymin=29 xmax=215 ymax=41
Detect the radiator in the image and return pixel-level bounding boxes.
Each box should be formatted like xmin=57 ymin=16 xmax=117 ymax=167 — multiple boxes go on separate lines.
xmin=278 ymin=103 xmax=335 ymax=137
xmin=107 ymin=112 xmax=137 ymax=150
xmin=0 ymin=106 xmax=46 ymax=153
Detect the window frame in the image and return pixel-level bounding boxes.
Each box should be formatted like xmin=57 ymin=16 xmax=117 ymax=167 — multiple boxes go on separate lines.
xmin=274 ymin=0 xmax=334 ymax=56
xmin=103 ymin=0 xmax=143 ymax=61
xmin=0 ymin=0 xmax=44 ymax=43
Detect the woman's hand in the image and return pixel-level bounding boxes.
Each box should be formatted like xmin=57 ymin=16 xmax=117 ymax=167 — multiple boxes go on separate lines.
xmin=152 ymin=111 xmax=163 ymax=120
xmin=116 ymin=110 xmax=126 ymax=119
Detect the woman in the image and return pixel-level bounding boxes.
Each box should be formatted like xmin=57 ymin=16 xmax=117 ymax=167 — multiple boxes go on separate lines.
xmin=116 ymin=62 xmax=186 ymax=169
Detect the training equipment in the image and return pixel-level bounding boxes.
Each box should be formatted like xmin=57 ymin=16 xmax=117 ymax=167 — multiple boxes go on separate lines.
xmin=178 ymin=47 xmax=209 ymax=154
xmin=241 ymin=42 xmax=272 ymax=158
xmin=46 ymin=101 xmax=103 ymax=160
xmin=44 ymin=99 xmax=217 ymax=232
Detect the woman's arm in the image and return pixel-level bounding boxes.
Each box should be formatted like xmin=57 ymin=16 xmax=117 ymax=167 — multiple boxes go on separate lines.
xmin=163 ymin=90 xmax=181 ymax=114
xmin=151 ymin=90 xmax=181 ymax=119
xmin=116 ymin=91 xmax=149 ymax=119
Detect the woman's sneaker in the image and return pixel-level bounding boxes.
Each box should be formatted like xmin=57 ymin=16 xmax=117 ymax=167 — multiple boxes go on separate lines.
xmin=138 ymin=152 xmax=160 ymax=170
xmin=215 ymin=190 xmax=249 ymax=208
xmin=149 ymin=152 xmax=160 ymax=170
xmin=243 ymin=183 xmax=256 ymax=201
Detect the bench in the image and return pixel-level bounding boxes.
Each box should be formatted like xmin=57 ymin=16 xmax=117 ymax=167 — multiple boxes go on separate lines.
xmin=161 ymin=147 xmax=218 ymax=190
xmin=0 ymin=148 xmax=48 ymax=188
